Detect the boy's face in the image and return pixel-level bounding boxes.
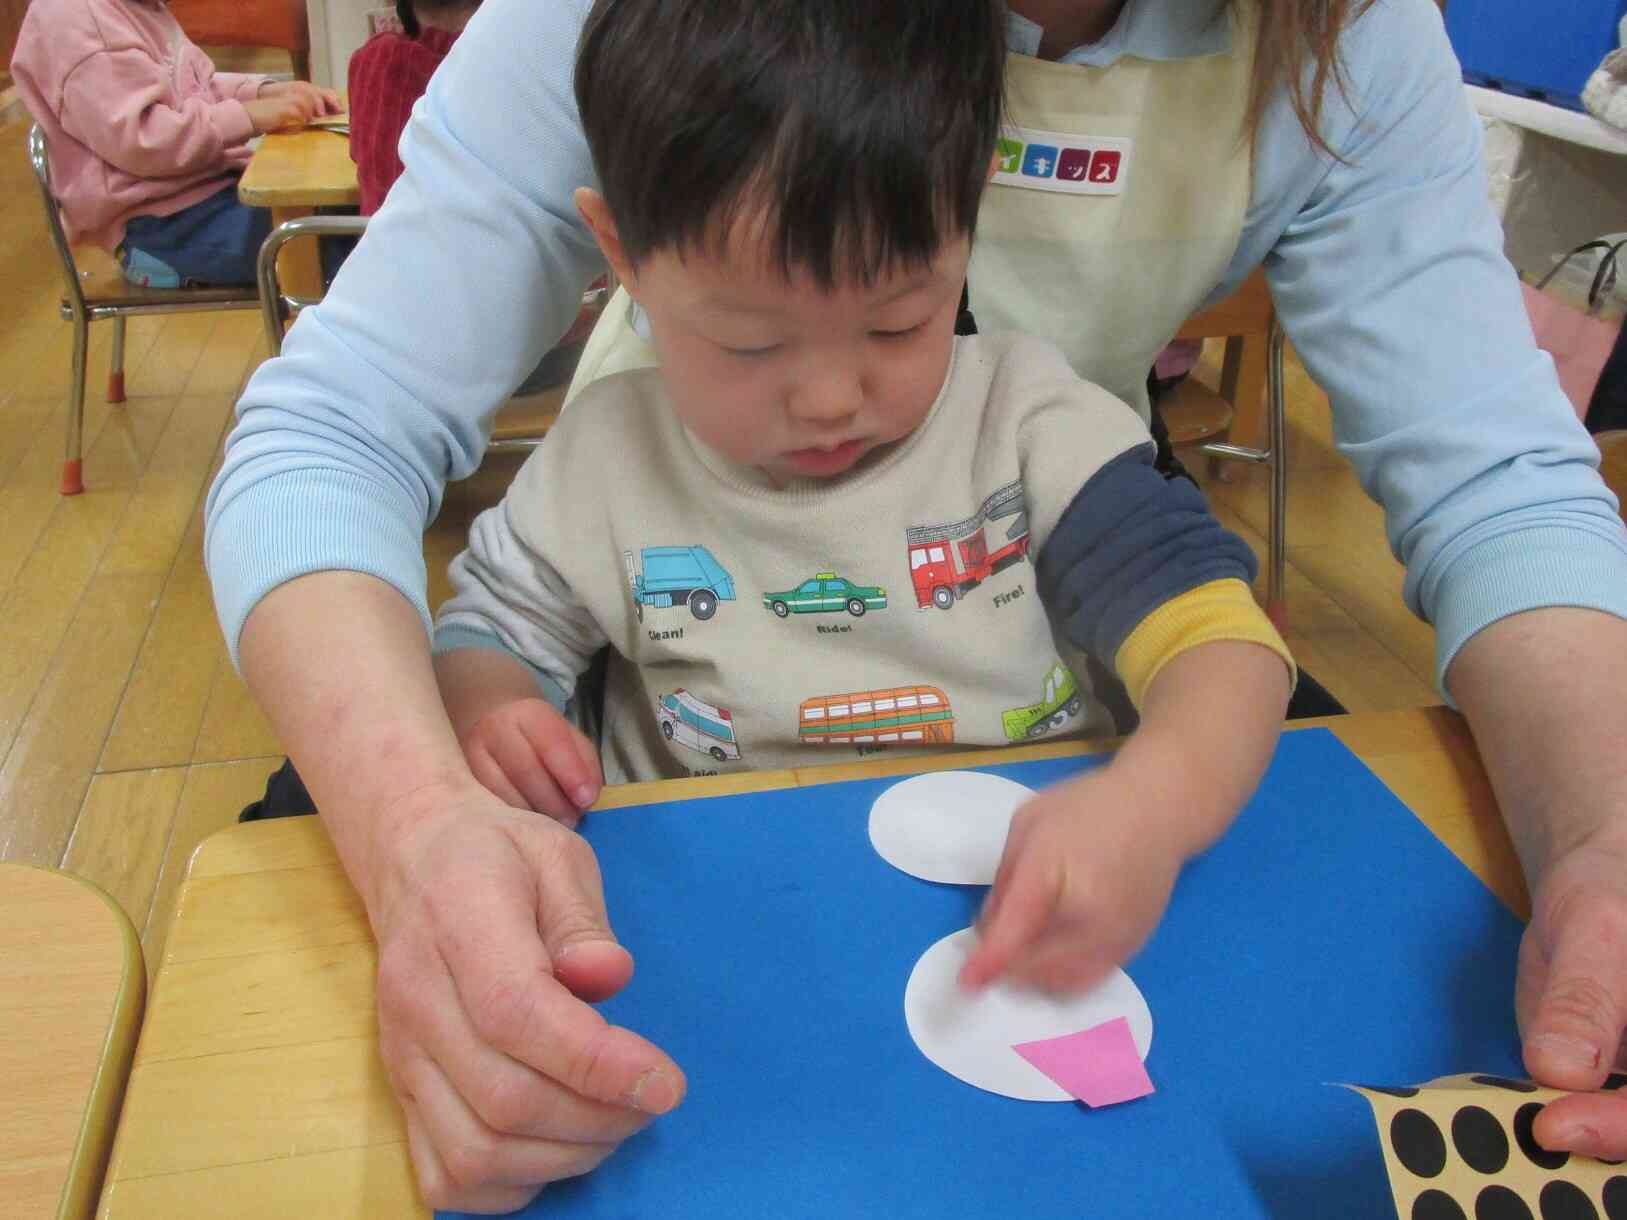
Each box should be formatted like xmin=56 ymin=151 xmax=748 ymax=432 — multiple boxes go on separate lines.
xmin=580 ymin=192 xmax=969 ymax=484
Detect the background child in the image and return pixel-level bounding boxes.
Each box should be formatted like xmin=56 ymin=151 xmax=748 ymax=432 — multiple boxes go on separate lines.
xmin=347 ymin=0 xmax=478 ymax=217
xmin=433 ymin=0 xmax=1295 ymax=1001
xmin=10 ymin=0 xmax=340 ymax=287
xmin=348 ymin=0 xmax=596 ymax=385
xmin=348 ymin=0 xmax=603 ymax=386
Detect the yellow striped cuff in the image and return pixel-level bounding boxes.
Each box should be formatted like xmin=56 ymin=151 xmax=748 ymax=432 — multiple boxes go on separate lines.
xmin=1114 ymin=578 xmax=1296 ymax=710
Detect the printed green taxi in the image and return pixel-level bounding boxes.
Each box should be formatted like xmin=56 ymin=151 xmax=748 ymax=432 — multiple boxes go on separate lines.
xmin=763 ymin=571 xmax=888 ymax=618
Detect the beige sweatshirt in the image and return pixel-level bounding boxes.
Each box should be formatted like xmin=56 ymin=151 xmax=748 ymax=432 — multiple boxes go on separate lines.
xmin=435 ymin=331 xmax=1288 ymax=783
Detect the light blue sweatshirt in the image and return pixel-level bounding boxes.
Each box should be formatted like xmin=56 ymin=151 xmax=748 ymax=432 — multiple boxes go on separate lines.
xmin=206 ymin=0 xmax=1627 ymax=694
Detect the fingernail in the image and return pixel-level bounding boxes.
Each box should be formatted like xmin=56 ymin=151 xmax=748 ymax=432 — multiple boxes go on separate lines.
xmin=1529 ymin=1033 xmax=1602 ymax=1071
xmin=626 ymin=1067 xmax=679 ymax=1114
xmin=575 ymin=785 xmax=596 ymax=809
xmin=1547 ymin=1121 xmax=1601 ymax=1156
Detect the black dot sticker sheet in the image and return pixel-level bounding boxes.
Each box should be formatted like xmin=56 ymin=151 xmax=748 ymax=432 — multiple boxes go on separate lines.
xmin=1351 ymin=1074 xmax=1627 ymax=1220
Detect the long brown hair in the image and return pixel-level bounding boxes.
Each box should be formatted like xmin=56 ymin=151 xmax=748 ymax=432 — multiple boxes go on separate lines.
xmin=1246 ymin=0 xmax=1379 ymax=155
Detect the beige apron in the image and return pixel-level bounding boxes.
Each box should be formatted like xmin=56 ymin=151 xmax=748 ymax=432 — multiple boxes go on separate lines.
xmin=563 ymin=1 xmax=1256 ymax=422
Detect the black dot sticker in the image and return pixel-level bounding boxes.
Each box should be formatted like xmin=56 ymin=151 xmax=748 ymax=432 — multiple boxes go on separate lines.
xmin=1453 ymin=1105 xmax=1511 ymax=1174
xmin=1415 ymin=1189 xmax=1470 ymax=1220
xmin=1393 ymin=1109 xmax=1450 ymax=1178
xmin=1475 ymin=1076 xmax=1541 ymax=1093
xmin=1603 ymin=1176 xmax=1627 ymax=1220
xmin=1477 ymin=1186 xmax=1535 ymax=1220
xmin=1539 ymin=1181 xmax=1598 ymax=1220
xmin=1366 ymin=1084 xmax=1423 ymax=1098
xmin=1605 ymin=1074 xmax=1626 ymax=1092
xmin=1514 ymin=1103 xmax=1571 ymax=1171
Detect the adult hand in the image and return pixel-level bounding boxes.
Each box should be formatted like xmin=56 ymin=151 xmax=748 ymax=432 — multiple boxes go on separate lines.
xmin=1446 ymin=609 xmax=1627 ymax=1160
xmin=460 ymin=697 xmax=603 ymax=828
xmin=958 ymin=765 xmax=1186 ymax=993
xmin=258 ymin=78 xmax=344 ymax=115
xmin=371 ymin=787 xmax=685 ymax=1213
xmin=1516 ymin=826 xmax=1627 ymax=1160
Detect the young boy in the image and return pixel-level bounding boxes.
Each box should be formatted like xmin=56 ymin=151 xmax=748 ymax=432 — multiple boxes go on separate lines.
xmin=433 ymin=0 xmax=1293 ymax=993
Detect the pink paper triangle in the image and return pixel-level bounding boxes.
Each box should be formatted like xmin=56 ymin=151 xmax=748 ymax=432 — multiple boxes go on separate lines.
xmin=1012 ymin=1016 xmax=1155 ymax=1107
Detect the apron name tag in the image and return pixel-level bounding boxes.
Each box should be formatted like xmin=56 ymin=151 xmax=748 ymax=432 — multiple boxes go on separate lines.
xmin=991 ymin=126 xmax=1132 ymax=196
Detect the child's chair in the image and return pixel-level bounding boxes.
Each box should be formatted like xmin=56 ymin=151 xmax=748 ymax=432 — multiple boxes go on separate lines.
xmin=1161 ymin=269 xmax=1289 ymax=625
xmin=28 ymin=125 xmax=261 ymax=496
xmin=166 ymin=0 xmax=312 ymax=80
xmin=257 ymin=215 xmax=612 ymax=449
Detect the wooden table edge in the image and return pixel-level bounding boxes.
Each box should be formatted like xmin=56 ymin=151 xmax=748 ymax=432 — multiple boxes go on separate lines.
xmin=589 ymin=708 xmax=1388 ymax=807
xmin=236 ymin=183 xmax=361 ymax=208
xmin=6 ymin=865 xmax=149 ymax=1220
xmin=183 ymin=710 xmax=1498 ymax=891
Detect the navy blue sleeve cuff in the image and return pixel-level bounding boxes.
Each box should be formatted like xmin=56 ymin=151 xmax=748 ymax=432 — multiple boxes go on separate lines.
xmin=1036 ymin=444 xmax=1259 ymax=665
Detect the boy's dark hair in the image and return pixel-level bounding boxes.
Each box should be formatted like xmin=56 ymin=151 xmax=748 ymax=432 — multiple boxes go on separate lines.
xmin=575 ymin=0 xmax=1005 ymax=288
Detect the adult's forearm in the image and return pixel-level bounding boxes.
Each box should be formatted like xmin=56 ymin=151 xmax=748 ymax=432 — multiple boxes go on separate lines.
xmin=237 ymin=572 xmax=480 ymax=915
xmin=1448 ymin=607 xmax=1627 ymax=883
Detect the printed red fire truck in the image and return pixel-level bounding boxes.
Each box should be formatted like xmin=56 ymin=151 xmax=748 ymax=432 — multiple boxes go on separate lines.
xmin=904 ymin=480 xmax=1030 ymax=610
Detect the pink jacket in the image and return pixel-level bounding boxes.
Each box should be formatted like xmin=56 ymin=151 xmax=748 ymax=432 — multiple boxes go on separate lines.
xmin=10 ymin=0 xmax=266 ymax=249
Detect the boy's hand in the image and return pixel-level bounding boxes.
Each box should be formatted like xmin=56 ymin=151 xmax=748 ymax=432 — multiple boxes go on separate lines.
xmin=461 ymin=698 xmax=604 ymax=828
xmin=257 ymin=79 xmax=344 ymax=115
xmin=958 ymin=762 xmax=1190 ymax=993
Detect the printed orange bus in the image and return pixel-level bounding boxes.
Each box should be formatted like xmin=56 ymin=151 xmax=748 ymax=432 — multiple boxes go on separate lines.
xmin=796 ymin=684 xmax=955 ymax=746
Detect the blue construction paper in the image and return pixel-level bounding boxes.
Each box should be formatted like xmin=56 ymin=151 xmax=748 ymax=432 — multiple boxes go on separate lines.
xmin=442 ymin=727 xmax=1526 ymax=1219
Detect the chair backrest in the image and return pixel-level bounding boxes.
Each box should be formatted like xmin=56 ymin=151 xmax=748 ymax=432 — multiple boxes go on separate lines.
xmin=27 ymin=124 xmax=89 ymax=321
xmin=1175 ymin=267 xmax=1274 ymax=341
xmin=166 ymin=0 xmax=310 ymax=75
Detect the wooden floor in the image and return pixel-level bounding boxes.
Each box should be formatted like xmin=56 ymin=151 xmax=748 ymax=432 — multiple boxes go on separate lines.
xmin=0 ymin=114 xmax=1447 ymax=982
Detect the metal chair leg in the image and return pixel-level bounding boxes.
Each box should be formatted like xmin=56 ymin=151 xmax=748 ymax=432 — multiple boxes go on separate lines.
xmin=1198 ymin=319 xmax=1290 ymax=627
xmin=61 ymin=312 xmax=89 ymax=495
xmin=1264 ymin=320 xmax=1287 ymax=629
xmin=107 ymin=315 xmax=127 ymax=403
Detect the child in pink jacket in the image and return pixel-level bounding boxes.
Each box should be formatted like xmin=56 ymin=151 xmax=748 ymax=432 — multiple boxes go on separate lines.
xmin=11 ymin=0 xmax=339 ymax=286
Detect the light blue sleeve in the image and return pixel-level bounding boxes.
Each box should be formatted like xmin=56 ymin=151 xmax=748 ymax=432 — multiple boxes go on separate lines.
xmin=1221 ymin=0 xmax=1627 ymax=695
xmin=203 ymin=0 xmax=602 ymax=664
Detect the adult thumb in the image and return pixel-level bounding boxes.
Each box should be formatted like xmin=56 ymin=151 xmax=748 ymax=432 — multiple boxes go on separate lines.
xmin=1522 ymin=912 xmax=1627 ymax=1092
xmin=535 ymin=832 xmax=634 ymax=1004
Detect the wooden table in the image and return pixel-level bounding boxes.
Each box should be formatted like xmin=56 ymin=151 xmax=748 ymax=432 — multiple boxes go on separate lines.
xmin=239 ymin=126 xmax=359 ymax=300
xmin=92 ymin=708 xmax=1527 ymax=1218
xmin=1 ymin=866 xmax=145 ymax=1220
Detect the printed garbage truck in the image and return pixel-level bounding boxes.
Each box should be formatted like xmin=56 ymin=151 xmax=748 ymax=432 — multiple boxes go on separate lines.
xmin=625 ymin=546 xmax=736 ymax=622
xmin=905 ymin=480 xmax=1030 ymax=610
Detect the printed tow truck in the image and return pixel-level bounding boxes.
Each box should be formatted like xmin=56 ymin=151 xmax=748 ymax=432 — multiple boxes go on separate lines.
xmin=624 ymin=546 xmax=736 ymax=622
xmin=763 ymin=572 xmax=888 ymax=618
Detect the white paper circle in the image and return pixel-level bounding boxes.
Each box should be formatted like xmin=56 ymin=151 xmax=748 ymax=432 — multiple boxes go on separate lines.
xmin=903 ymin=928 xmax=1152 ymax=1101
xmin=868 ymin=771 xmax=1034 ymax=884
